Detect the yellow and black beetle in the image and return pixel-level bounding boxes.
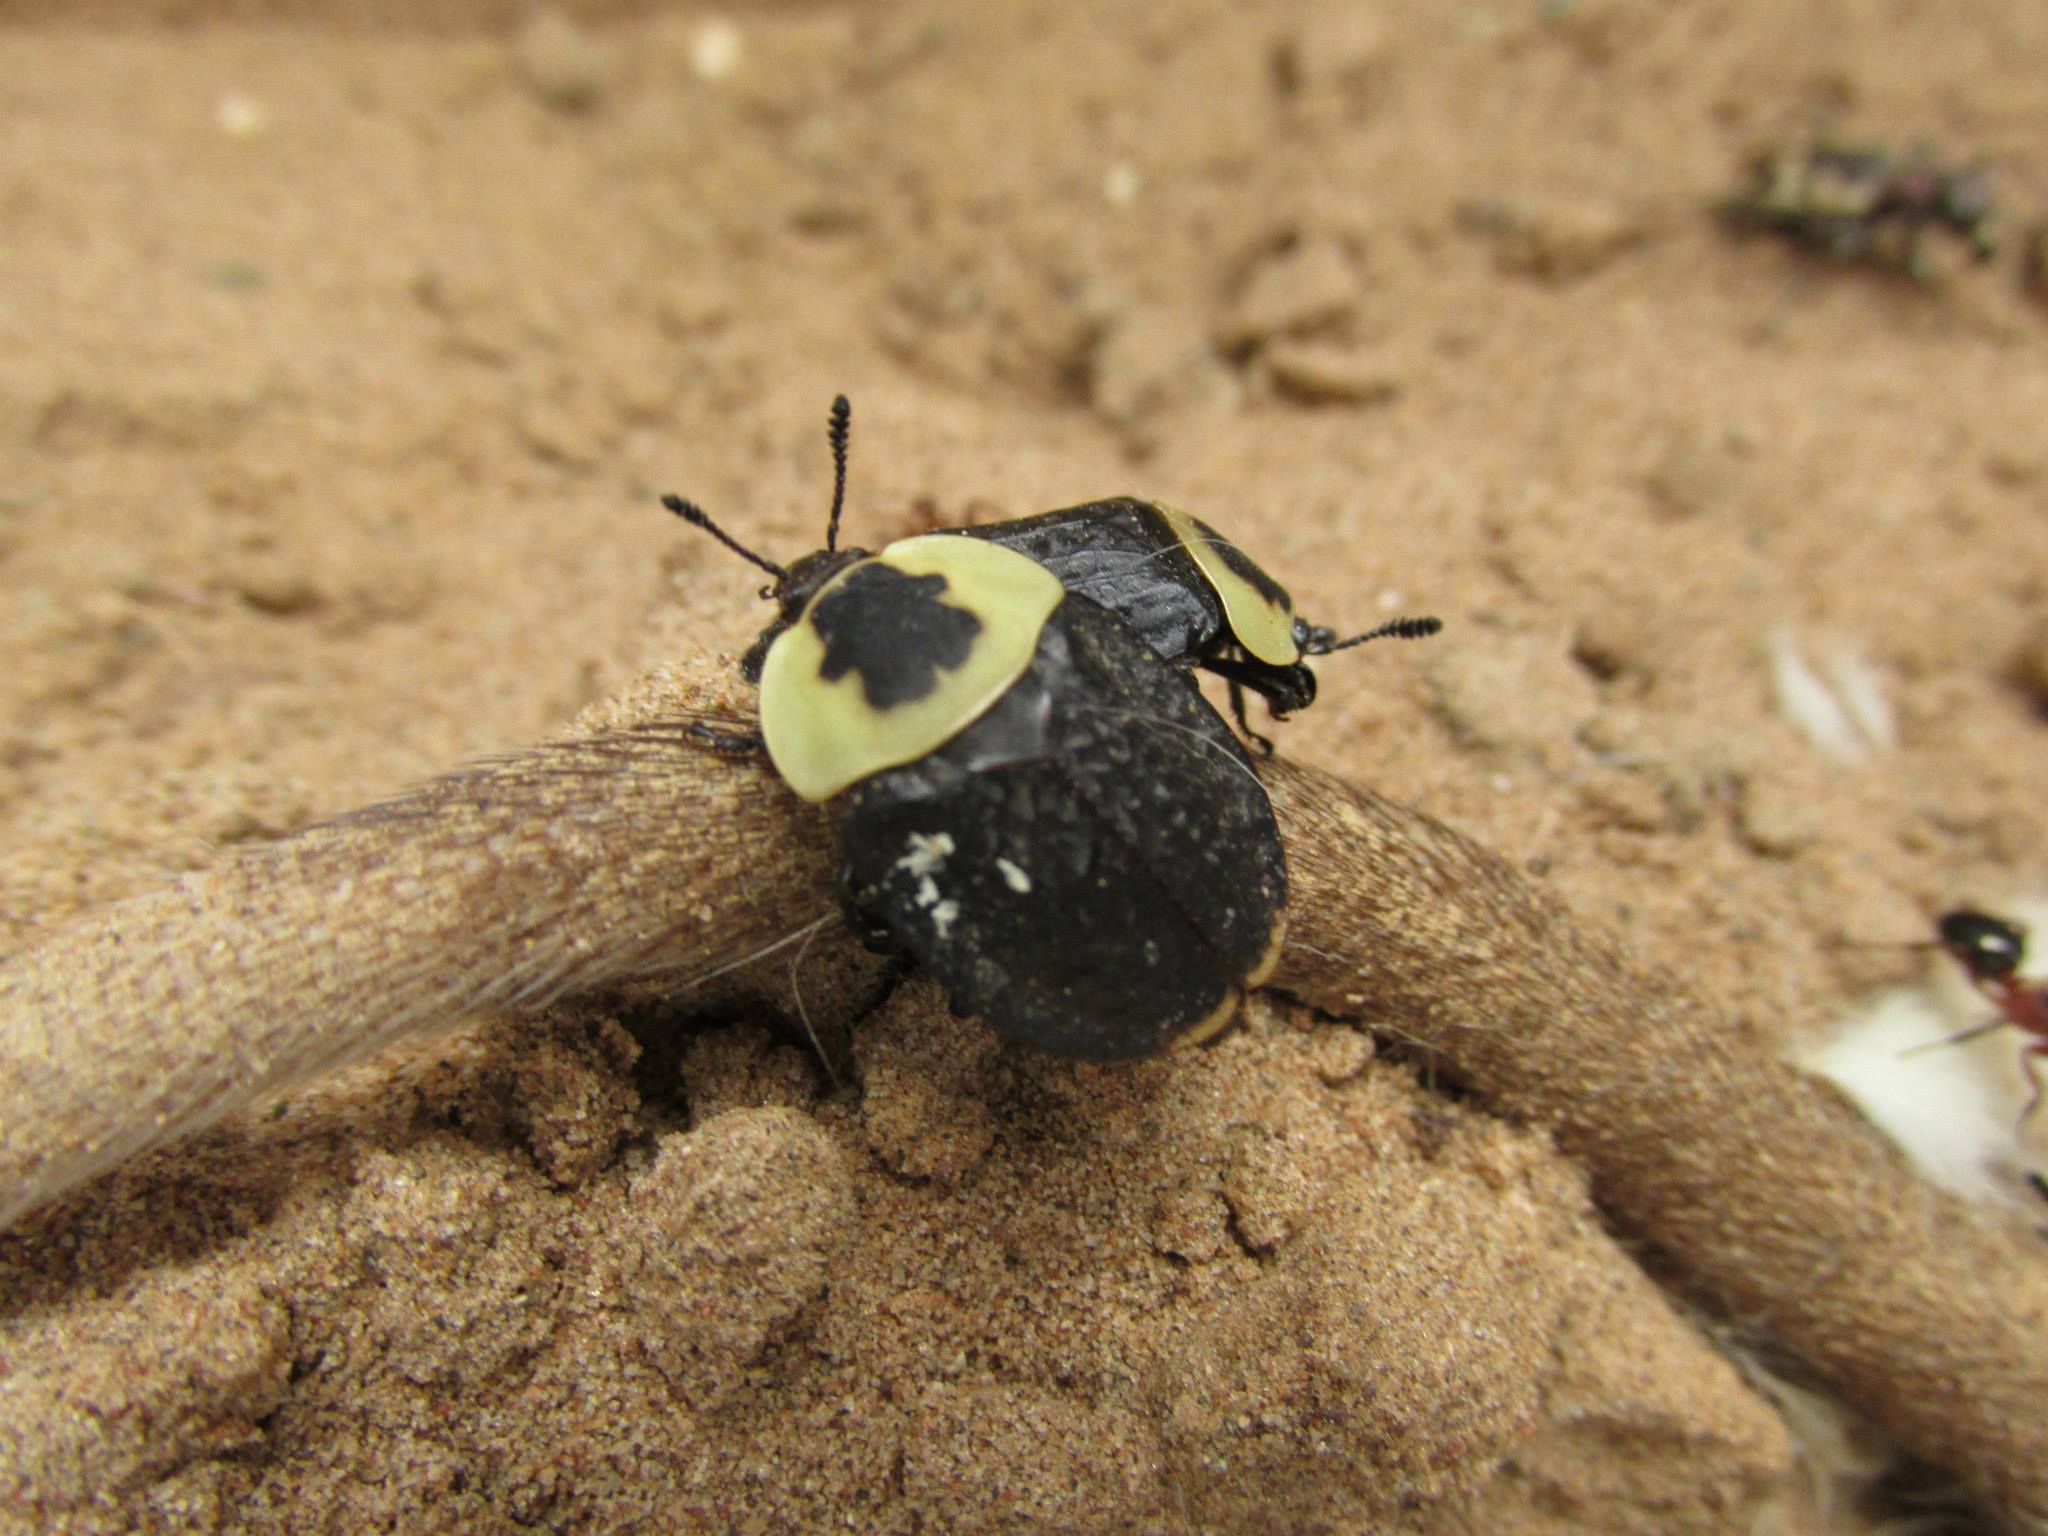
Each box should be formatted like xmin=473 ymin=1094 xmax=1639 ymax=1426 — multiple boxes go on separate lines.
xmin=663 ymin=398 xmax=1430 ymax=1059
xmin=943 ymin=498 xmax=1439 ymax=750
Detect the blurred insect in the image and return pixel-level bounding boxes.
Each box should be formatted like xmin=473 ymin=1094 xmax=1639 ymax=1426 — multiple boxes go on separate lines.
xmin=1721 ymin=138 xmax=1998 ymax=281
xmin=1899 ymin=908 xmax=2048 ymax=1128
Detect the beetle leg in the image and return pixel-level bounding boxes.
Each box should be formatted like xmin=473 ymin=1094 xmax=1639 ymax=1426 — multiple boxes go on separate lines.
xmin=1223 ymin=678 xmax=1275 ymax=755
xmin=1200 ymin=654 xmax=1314 ymax=745
xmin=686 ymin=720 xmax=768 ymax=757
xmin=833 ymin=865 xmax=906 ymax=956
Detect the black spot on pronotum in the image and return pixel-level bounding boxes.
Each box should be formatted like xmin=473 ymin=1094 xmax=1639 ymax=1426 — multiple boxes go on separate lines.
xmin=810 ymin=563 xmax=983 ymax=708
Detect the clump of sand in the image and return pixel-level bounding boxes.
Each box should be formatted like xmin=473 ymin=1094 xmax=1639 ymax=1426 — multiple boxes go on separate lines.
xmin=0 ymin=987 xmax=1791 ymax=1533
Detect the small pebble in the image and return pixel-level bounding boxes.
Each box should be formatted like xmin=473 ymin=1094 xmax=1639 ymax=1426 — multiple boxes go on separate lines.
xmin=515 ymin=9 xmax=611 ymax=113
xmin=1220 ymin=237 xmax=1359 ymax=348
xmin=1103 ymin=161 xmax=1142 ymax=208
xmin=2011 ymin=621 xmax=2048 ymax=714
xmin=1086 ymin=305 xmax=1237 ymax=454
xmin=690 ymin=17 xmax=745 ymax=82
xmin=1272 ymin=5 xmax=1389 ymax=99
xmin=1645 ymin=425 xmax=1748 ymax=520
xmin=1735 ymin=775 xmax=1824 ymax=856
xmin=214 ymin=92 xmax=268 ymax=138
xmin=1426 ymin=627 xmax=1601 ymax=757
xmin=1458 ymin=194 xmax=1650 ymax=282
xmin=1263 ymin=340 xmax=1400 ymax=406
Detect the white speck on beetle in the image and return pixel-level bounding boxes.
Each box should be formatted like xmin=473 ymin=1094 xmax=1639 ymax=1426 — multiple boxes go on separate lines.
xmin=896 ymin=832 xmax=956 ymax=879
xmin=931 ymin=900 xmax=961 ymax=939
xmin=996 ymin=858 xmax=1032 ymax=894
xmin=913 ymin=874 xmax=940 ymax=910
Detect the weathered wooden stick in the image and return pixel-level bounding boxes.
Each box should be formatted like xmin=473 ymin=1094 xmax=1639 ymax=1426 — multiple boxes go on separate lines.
xmin=0 ymin=670 xmax=837 ymax=1230
xmin=0 ymin=660 xmax=2043 ymax=1524
xmin=1269 ymin=765 xmax=2048 ymax=1530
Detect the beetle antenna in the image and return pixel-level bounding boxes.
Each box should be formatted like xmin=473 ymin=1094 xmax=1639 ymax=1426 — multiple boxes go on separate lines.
xmin=824 ymin=394 xmax=852 ymax=553
xmin=1314 ymin=615 xmax=1444 ymax=654
xmin=661 ymin=494 xmax=790 ymax=583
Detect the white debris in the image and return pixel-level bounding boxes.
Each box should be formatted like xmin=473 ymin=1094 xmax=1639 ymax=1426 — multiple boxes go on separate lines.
xmin=996 ymin=858 xmax=1032 ymax=894
xmin=895 ymin=832 xmax=956 ymax=879
xmin=215 ymin=92 xmax=268 ymax=138
xmin=930 ymin=900 xmax=961 ymax=940
xmin=1768 ymin=629 xmax=1894 ymax=765
xmin=1822 ymin=639 xmax=1896 ymax=754
xmin=689 ymin=17 xmax=745 ymax=81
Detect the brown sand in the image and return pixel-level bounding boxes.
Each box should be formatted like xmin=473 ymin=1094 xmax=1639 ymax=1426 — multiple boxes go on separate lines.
xmin=2 ymin=1 xmax=2047 ymax=1532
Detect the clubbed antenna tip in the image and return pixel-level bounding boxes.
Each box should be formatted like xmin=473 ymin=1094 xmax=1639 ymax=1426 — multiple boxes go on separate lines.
xmin=1319 ymin=615 xmax=1443 ymax=654
xmin=825 ymin=394 xmax=853 ymax=552
xmin=661 ymin=493 xmax=790 ymax=583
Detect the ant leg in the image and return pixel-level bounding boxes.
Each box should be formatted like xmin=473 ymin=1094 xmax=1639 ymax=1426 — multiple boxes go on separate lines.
xmin=1226 ymin=678 xmax=1275 ymax=756
xmin=686 ymin=721 xmax=767 ymax=756
xmin=1896 ymin=1015 xmax=2009 ymax=1058
xmin=2018 ymin=1044 xmax=2047 ymax=1135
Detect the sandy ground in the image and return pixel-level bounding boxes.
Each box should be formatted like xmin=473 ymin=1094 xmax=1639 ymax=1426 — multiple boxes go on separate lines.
xmin=1 ymin=1 xmax=2046 ymax=1531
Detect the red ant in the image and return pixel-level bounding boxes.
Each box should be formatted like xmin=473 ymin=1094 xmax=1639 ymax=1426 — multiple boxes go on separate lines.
xmin=1901 ymin=909 xmax=2048 ymax=1130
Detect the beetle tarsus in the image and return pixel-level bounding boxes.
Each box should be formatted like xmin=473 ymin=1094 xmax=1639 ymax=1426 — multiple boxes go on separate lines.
xmin=1225 ymin=677 xmax=1277 ymax=754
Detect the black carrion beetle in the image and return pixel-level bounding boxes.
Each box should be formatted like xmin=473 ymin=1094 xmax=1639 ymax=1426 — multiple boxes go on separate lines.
xmin=664 ymin=399 xmax=1289 ymax=1059
xmin=946 ymin=498 xmax=1440 ymax=749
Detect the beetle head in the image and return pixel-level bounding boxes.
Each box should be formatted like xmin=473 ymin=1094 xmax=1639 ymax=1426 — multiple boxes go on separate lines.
xmin=1266 ymin=662 xmax=1317 ymax=716
xmin=735 ymin=544 xmax=871 ymax=684
xmin=663 ymin=396 xmax=881 ymax=684
xmin=1292 ymin=618 xmax=1337 ymax=655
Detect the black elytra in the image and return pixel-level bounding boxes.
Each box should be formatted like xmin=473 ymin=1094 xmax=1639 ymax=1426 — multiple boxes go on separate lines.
xmin=662 ymin=398 xmax=1303 ymax=1060
xmin=836 ymin=588 xmax=1285 ymax=1059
